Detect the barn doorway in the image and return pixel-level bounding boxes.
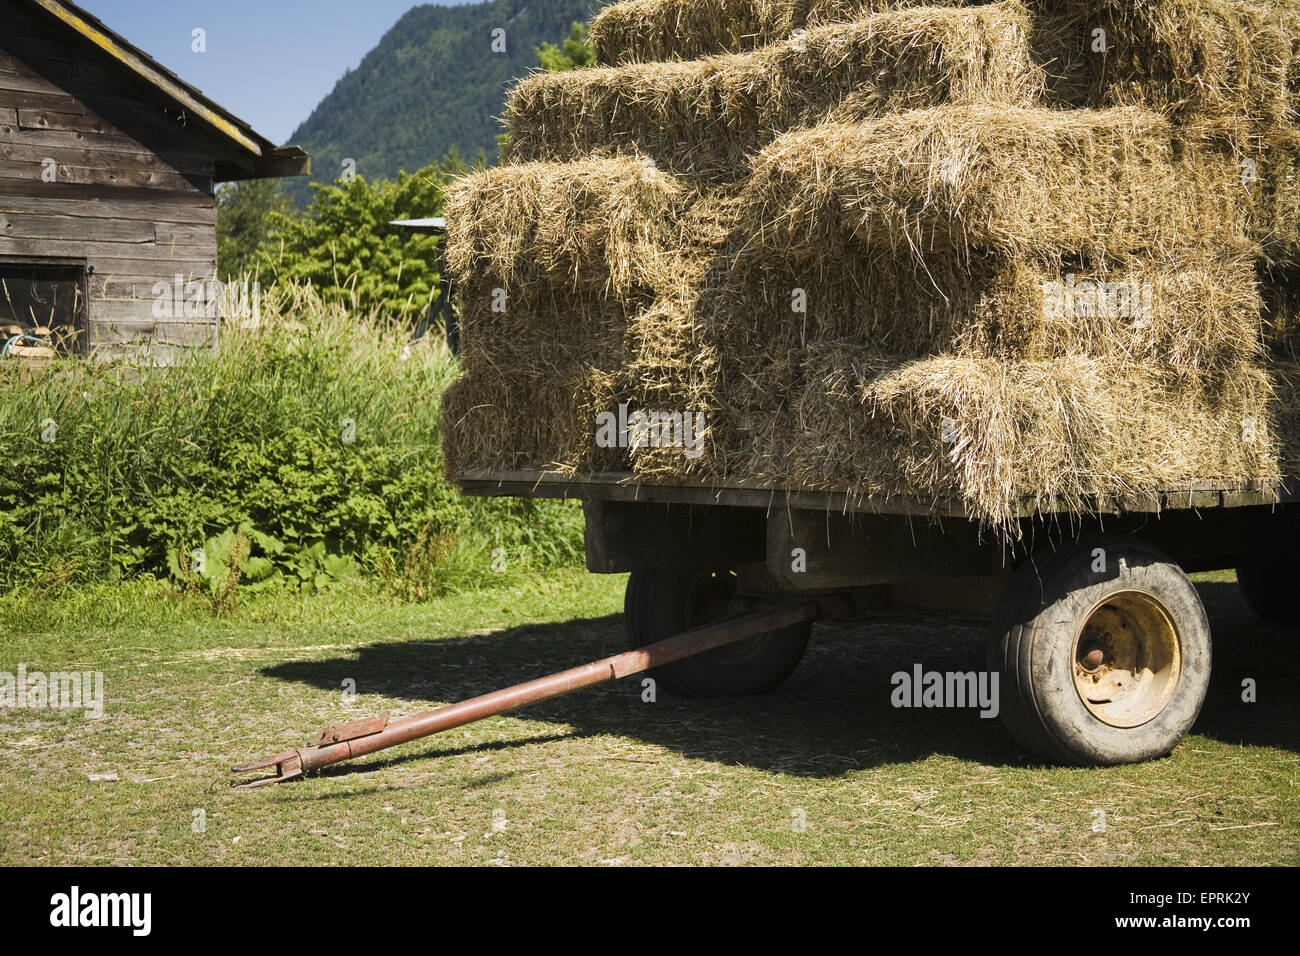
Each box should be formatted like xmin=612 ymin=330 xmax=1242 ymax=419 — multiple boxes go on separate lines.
xmin=0 ymin=258 xmax=90 ymax=360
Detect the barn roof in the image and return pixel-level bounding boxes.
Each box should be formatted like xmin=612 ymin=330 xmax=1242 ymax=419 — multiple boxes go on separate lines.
xmin=15 ymin=0 xmax=311 ymax=181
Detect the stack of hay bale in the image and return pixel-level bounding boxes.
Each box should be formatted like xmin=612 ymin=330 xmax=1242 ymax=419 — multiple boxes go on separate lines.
xmin=443 ymin=0 xmax=1300 ymax=529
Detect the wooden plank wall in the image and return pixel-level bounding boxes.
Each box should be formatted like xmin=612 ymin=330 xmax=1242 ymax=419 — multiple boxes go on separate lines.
xmin=0 ymin=0 xmax=223 ymax=359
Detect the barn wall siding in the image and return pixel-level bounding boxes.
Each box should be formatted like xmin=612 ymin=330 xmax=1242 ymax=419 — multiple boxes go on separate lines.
xmin=0 ymin=0 xmax=223 ymax=357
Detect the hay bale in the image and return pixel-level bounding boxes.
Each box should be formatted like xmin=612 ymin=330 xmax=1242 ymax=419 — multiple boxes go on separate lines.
xmin=445 ymin=0 xmax=1300 ymax=526
xmin=588 ymin=0 xmax=967 ymax=65
xmin=605 ymin=334 xmax=1283 ymax=525
xmin=1244 ymin=139 xmax=1300 ymax=267
xmin=957 ymin=253 xmax=1264 ymax=371
xmin=711 ymin=245 xmax=1264 ymax=374
xmin=454 ymin=278 xmax=638 ymax=372
xmin=1030 ymin=1 xmax=1300 ymax=260
xmin=446 ymin=266 xmax=1281 ymax=524
xmin=1268 ymin=361 xmax=1300 ymax=476
xmin=443 ymin=157 xmax=687 ymax=297
xmin=582 ymin=1 xmax=1300 ymax=259
xmin=1034 ymin=1 xmax=1300 ymax=142
xmin=1261 ymin=267 xmax=1300 ymax=361
xmin=1032 ymin=1 xmax=1300 ymax=262
xmin=614 ymin=245 xmax=1268 ymax=491
xmin=755 ymin=349 xmax=1282 ymax=525
xmin=588 ymin=0 xmax=790 ymax=65
xmin=442 ymin=345 xmax=629 ymax=477
xmin=510 ymin=2 xmax=1042 ymax=179
xmin=445 ymin=224 xmax=1266 ymax=488
xmin=589 ymin=0 xmax=1300 ymax=141
xmin=619 ymin=290 xmax=731 ymax=480
xmin=746 ymin=104 xmax=1244 ymax=263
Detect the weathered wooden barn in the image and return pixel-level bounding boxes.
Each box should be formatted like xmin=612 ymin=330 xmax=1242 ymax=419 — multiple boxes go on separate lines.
xmin=0 ymin=0 xmax=309 ymax=360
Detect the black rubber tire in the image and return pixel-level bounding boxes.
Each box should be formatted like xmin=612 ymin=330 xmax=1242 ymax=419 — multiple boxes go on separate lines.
xmin=624 ymin=566 xmax=811 ymax=697
xmin=1236 ymin=565 xmax=1300 ymax=624
xmin=988 ymin=536 xmax=1212 ymax=766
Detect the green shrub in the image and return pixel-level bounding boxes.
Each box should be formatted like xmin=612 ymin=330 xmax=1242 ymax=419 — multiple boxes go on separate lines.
xmin=253 ymin=155 xmax=470 ymax=320
xmin=0 ymin=284 xmax=583 ymax=595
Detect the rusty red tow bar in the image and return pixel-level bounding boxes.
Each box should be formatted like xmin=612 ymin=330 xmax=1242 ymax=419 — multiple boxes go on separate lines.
xmin=231 ymin=602 xmax=817 ymax=788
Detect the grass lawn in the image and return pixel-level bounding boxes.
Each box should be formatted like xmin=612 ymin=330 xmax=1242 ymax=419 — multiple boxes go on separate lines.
xmin=0 ymin=569 xmax=1295 ymax=866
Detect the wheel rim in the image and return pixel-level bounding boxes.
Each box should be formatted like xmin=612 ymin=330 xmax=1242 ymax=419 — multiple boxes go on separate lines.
xmin=1072 ymin=590 xmax=1182 ymax=728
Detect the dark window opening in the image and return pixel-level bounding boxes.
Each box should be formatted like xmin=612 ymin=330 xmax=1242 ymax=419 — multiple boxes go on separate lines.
xmin=0 ymin=259 xmax=89 ymax=362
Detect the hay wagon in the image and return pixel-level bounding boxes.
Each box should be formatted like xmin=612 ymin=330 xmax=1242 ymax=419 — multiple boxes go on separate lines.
xmin=433 ymin=0 xmax=1300 ymax=768
xmin=421 ymin=0 xmax=1300 ymax=770
xmin=236 ymin=0 xmax=1300 ymax=785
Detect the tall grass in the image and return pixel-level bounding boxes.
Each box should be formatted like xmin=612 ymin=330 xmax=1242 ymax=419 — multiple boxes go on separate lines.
xmin=0 ymin=284 xmax=583 ymax=595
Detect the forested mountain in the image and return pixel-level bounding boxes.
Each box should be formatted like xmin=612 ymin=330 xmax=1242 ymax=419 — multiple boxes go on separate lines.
xmin=285 ymin=0 xmax=605 ymax=205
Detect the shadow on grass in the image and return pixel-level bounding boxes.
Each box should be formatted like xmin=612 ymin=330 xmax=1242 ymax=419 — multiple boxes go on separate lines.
xmin=1190 ymin=580 xmax=1298 ymax=754
xmin=261 ymin=578 xmax=1297 ymax=779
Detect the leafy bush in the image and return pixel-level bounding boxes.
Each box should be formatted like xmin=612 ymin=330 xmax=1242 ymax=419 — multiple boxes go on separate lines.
xmin=536 ymin=23 xmax=595 ymax=72
xmin=173 ymin=527 xmax=250 ymax=616
xmin=216 ymin=179 xmax=294 ymax=281
xmin=253 ymin=155 xmax=469 ymax=320
xmin=0 ymin=284 xmax=583 ymax=595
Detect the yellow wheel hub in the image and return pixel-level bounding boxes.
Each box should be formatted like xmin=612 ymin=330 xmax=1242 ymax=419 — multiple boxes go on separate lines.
xmin=1072 ymin=591 xmax=1182 ymax=728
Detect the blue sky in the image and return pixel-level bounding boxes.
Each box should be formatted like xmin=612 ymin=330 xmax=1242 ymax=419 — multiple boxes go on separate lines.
xmin=78 ymin=1 xmax=478 ymax=145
